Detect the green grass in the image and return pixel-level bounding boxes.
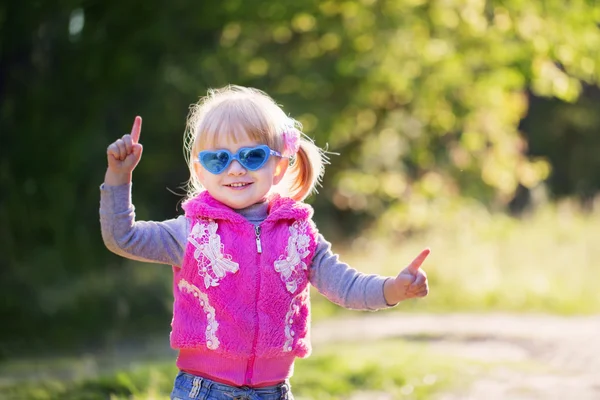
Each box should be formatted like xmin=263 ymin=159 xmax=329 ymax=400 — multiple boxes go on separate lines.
xmin=312 ymin=199 xmax=600 ymax=318
xmin=0 ymin=339 xmax=478 ymax=400
xmin=0 ymin=360 xmax=174 ymax=400
xmin=292 ymin=339 xmax=477 ymax=400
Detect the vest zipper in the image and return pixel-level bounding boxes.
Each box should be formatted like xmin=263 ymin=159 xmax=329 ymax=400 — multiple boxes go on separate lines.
xmin=254 ymin=225 xmax=262 ymax=254
xmin=246 ymin=223 xmax=263 ymax=385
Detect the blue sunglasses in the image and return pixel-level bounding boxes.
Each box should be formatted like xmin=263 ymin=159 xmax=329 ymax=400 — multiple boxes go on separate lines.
xmin=198 ymin=145 xmax=284 ymax=175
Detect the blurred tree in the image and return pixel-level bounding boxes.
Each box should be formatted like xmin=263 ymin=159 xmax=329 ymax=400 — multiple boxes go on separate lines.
xmin=1 ymin=0 xmax=599 ymax=351
xmin=522 ymin=86 xmax=600 ymax=208
xmin=184 ymin=0 xmax=600 ymax=232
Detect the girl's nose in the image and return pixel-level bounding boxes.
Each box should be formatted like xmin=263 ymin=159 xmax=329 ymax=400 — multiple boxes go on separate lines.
xmin=227 ymin=160 xmax=247 ymax=175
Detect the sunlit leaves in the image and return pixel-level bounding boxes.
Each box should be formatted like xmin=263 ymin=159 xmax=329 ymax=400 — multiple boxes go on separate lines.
xmin=73 ymin=0 xmax=600 ymax=230
xmin=532 ymin=58 xmax=582 ymax=102
xmin=292 ymin=13 xmax=317 ymax=33
xmin=279 ymin=0 xmax=600 ymax=224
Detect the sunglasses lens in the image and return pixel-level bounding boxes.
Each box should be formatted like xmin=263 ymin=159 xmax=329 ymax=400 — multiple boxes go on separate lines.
xmin=239 ymin=147 xmax=268 ymax=170
xmin=201 ymin=151 xmax=230 ymax=174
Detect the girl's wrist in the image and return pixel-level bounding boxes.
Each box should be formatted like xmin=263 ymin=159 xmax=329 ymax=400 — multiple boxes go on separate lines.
xmin=104 ymin=170 xmax=132 ymax=186
xmin=383 ymin=277 xmax=402 ymax=306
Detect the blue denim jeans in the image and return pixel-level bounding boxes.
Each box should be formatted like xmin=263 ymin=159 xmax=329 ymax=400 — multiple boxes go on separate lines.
xmin=170 ymin=371 xmax=294 ymax=400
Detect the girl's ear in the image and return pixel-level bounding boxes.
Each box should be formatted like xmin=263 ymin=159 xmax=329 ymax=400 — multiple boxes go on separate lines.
xmin=273 ymin=158 xmax=289 ymax=185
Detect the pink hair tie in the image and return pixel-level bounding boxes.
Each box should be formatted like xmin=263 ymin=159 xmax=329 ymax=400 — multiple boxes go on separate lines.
xmin=282 ymin=127 xmax=301 ymax=158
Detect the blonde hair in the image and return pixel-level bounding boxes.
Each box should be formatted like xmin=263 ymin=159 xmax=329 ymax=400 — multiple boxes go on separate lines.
xmin=184 ymin=85 xmax=326 ymax=202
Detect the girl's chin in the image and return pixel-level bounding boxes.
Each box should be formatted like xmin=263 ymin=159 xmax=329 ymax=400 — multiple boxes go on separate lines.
xmin=212 ymin=188 xmax=270 ymax=209
xmin=219 ymin=196 xmax=259 ymax=209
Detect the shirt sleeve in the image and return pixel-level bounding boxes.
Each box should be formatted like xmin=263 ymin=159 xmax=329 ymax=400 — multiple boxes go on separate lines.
xmin=309 ymin=233 xmax=394 ymax=311
xmin=99 ymin=183 xmax=189 ymax=265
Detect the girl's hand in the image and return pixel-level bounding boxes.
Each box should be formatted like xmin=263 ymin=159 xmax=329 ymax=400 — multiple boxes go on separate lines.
xmin=383 ymin=248 xmax=430 ymax=305
xmin=105 ymin=116 xmax=143 ymax=185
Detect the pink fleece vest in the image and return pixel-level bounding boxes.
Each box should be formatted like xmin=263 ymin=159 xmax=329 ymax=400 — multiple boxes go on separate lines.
xmin=170 ymin=191 xmax=318 ymax=386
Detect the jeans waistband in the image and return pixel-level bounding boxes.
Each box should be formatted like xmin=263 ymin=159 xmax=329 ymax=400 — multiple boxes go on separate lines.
xmin=176 ymin=371 xmax=291 ymax=399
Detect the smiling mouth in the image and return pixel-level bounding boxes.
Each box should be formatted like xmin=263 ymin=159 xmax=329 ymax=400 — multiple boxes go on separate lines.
xmin=225 ymin=182 xmax=252 ymax=188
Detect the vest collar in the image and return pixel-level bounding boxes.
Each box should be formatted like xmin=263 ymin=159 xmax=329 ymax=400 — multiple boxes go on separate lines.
xmin=182 ymin=191 xmax=313 ymax=224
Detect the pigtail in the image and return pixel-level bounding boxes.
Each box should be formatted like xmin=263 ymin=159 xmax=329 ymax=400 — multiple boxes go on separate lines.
xmin=287 ymin=135 xmax=327 ymax=201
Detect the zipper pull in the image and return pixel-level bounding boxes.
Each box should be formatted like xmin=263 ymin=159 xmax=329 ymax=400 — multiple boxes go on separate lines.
xmin=255 ymin=225 xmax=262 ymax=254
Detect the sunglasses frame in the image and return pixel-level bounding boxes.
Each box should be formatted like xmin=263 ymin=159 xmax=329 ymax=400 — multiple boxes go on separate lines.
xmin=198 ymin=145 xmax=284 ymax=175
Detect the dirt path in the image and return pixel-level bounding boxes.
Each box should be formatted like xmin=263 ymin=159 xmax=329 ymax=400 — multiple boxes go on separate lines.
xmin=312 ymin=313 xmax=600 ymax=400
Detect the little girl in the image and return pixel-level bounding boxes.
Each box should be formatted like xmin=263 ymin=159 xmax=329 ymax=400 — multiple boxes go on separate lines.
xmin=100 ymin=85 xmax=429 ymax=400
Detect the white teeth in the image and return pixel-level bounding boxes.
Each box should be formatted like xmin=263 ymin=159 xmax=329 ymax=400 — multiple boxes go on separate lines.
xmin=229 ymin=183 xmax=249 ymax=187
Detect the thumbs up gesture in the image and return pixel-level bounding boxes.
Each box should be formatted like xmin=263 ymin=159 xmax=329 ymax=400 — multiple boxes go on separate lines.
xmin=105 ymin=116 xmax=144 ymax=185
xmin=383 ymin=248 xmax=430 ymax=305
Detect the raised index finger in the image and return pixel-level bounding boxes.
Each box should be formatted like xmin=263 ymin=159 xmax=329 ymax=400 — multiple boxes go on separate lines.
xmin=130 ymin=116 xmax=142 ymax=143
xmin=407 ymin=248 xmax=431 ymax=274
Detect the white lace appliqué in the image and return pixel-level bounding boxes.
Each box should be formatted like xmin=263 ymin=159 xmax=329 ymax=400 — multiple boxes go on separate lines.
xmin=178 ymin=279 xmax=220 ymax=350
xmin=274 ymin=221 xmax=311 ymax=294
xmin=283 ymin=294 xmax=302 ymax=352
xmin=189 ymin=220 xmax=239 ymax=289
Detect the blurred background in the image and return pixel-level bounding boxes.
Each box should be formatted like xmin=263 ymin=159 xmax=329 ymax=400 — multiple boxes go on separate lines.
xmin=2 ymin=0 xmax=600 ymax=398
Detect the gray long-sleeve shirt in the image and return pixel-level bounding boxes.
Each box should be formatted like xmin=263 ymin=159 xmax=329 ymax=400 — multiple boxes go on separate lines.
xmin=99 ymin=184 xmax=392 ymax=310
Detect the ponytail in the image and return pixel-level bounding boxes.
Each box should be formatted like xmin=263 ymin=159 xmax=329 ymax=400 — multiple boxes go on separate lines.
xmin=286 ymin=136 xmax=327 ymax=201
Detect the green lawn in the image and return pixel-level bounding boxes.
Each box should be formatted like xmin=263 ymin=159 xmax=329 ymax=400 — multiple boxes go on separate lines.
xmin=0 ymin=338 xmax=483 ymax=400
xmin=313 ymin=199 xmax=600 ymax=319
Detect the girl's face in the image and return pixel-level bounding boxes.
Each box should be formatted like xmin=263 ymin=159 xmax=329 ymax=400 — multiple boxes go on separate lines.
xmin=194 ymin=134 xmax=288 ymax=209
